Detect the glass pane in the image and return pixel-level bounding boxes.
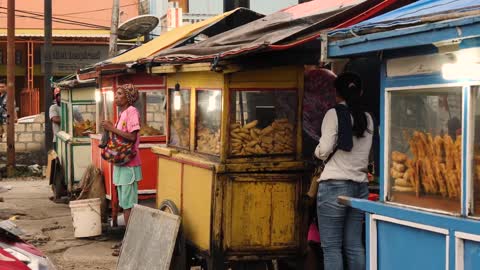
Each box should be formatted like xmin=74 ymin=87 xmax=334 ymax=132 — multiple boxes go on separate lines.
xmin=133 ymin=90 xmax=166 ymax=136
xmin=72 ymin=104 xmax=96 ymax=137
xmin=97 ymin=90 xmax=114 ymax=133
xmin=169 ymin=88 xmax=190 ymax=148
xmin=472 ymin=86 xmax=480 ymax=216
xmin=388 ymin=87 xmax=462 ymax=213
xmin=229 ymin=89 xmax=297 ymax=156
xmin=196 ymin=89 xmax=221 ymax=155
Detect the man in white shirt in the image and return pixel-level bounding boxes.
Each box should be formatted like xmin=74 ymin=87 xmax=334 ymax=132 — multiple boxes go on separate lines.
xmin=49 ymin=88 xmax=61 ymax=150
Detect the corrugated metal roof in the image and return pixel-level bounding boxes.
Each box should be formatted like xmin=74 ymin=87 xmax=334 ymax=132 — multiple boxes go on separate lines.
xmin=0 ymin=29 xmax=110 ymax=38
xmin=108 ymin=9 xmax=238 ymax=64
xmin=145 ymin=0 xmax=407 ymax=65
xmin=329 ymin=0 xmax=480 ymax=37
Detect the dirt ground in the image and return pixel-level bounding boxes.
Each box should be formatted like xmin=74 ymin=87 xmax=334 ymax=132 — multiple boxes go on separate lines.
xmin=0 ymin=177 xmax=123 ymax=270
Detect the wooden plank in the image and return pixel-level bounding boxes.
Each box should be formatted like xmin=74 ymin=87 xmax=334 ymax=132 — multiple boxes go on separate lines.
xmin=117 ymin=204 xmax=180 ymax=270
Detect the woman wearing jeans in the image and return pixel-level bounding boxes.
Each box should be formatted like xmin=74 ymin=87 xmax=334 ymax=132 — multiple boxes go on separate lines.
xmin=315 ymin=72 xmax=373 ymax=270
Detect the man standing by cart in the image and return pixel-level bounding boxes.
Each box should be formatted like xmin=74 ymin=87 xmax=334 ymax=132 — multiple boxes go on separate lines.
xmin=49 ymin=87 xmax=61 ymax=150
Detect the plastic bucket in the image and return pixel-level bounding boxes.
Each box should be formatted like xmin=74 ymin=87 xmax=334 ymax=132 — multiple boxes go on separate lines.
xmin=69 ymin=198 xmax=102 ymax=238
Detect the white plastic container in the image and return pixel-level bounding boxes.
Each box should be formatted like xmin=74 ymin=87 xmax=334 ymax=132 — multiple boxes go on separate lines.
xmin=69 ymin=198 xmax=102 ymax=238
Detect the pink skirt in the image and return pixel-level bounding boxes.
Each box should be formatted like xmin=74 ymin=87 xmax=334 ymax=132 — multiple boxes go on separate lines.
xmin=307 ymin=222 xmax=320 ymax=243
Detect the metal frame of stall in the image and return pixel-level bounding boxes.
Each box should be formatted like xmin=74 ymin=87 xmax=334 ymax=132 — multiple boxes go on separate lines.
xmin=327 ymin=11 xmax=480 ymax=270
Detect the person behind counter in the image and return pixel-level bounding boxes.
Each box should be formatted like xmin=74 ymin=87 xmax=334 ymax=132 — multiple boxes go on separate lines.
xmin=315 ymin=72 xmax=373 ymax=270
xmin=101 ymin=84 xmax=142 ymax=257
xmin=49 ymin=88 xmax=62 ymax=150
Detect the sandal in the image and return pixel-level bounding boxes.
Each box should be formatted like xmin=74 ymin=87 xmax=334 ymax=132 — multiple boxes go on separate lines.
xmin=111 ymin=242 xmax=122 ymax=249
xmin=112 ymin=248 xmax=120 ymax=256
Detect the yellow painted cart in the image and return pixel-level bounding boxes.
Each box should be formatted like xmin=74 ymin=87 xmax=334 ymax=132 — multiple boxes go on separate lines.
xmin=150 ymin=65 xmax=307 ymax=269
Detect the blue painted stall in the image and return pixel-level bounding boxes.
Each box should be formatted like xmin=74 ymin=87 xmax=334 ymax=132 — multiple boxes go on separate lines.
xmin=327 ymin=1 xmax=480 ymax=269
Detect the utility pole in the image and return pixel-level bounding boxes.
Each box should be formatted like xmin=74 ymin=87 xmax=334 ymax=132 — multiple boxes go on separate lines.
xmin=109 ymin=0 xmax=120 ymax=58
xmin=6 ymin=0 xmax=16 ymax=176
xmin=44 ymin=0 xmax=53 ymax=152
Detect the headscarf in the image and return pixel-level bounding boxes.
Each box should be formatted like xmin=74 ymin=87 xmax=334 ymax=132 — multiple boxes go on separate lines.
xmin=119 ymin=84 xmax=139 ymax=106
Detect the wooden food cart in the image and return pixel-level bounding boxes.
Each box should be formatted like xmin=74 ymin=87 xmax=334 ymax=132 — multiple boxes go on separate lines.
xmin=327 ymin=1 xmax=480 ymax=269
xmin=90 ymin=72 xmax=167 ymax=225
xmin=55 ymin=79 xmax=96 ymax=192
xmin=150 ymin=65 xmax=307 ymax=268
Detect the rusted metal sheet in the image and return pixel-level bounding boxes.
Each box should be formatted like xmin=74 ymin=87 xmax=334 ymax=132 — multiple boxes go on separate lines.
xmin=117 ymin=204 xmax=180 ymax=270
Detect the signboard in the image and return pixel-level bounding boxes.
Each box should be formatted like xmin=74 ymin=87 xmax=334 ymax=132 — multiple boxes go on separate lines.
xmin=41 ymin=45 xmax=108 ymax=75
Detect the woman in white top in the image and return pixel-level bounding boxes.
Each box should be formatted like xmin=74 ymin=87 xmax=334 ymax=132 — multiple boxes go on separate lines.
xmin=315 ymin=72 xmax=373 ymax=270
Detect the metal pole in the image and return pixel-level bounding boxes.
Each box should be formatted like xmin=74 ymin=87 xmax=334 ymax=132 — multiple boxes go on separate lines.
xmin=44 ymin=0 xmax=53 ymax=152
xmin=6 ymin=0 xmax=16 ymax=176
xmin=108 ymin=0 xmax=120 ymax=58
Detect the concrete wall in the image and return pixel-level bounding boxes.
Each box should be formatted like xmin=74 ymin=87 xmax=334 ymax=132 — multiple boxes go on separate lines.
xmin=0 ymin=113 xmax=45 ymax=164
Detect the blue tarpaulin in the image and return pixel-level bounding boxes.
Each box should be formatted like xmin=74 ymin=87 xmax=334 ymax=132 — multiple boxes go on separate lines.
xmin=330 ymin=0 xmax=480 ymax=36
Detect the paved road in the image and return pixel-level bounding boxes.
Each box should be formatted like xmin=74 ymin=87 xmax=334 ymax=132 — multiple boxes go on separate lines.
xmin=0 ymin=177 xmax=121 ymax=270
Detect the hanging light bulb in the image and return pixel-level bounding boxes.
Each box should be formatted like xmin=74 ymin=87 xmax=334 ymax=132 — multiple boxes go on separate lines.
xmin=173 ymin=83 xmax=181 ymax=111
xmin=95 ymin=90 xmax=101 ymax=103
xmin=207 ymin=91 xmax=219 ymax=112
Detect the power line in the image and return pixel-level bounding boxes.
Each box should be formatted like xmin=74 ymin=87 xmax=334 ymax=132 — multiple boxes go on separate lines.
xmin=54 ymin=2 xmax=140 ymax=16
xmin=0 ymin=7 xmax=110 ymax=29
xmin=0 ymin=11 xmax=109 ymax=30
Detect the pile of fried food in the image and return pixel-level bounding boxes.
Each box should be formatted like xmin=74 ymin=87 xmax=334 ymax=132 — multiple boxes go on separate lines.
xmin=73 ymin=120 xmax=96 ymax=137
xmin=139 ymin=125 xmax=162 ymax=136
xmin=390 ymin=131 xmax=461 ymax=198
xmin=196 ymin=126 xmax=220 ymax=154
xmin=230 ymin=118 xmax=294 ymax=155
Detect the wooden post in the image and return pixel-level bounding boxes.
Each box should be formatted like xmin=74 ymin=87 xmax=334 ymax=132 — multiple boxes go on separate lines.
xmin=44 ymin=0 xmax=53 ymax=153
xmin=6 ymin=0 xmax=16 ymax=175
xmin=109 ymin=0 xmax=120 ymax=58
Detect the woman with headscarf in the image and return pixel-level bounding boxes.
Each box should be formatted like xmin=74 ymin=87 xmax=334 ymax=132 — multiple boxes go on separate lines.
xmin=315 ymin=72 xmax=373 ymax=270
xmin=101 ymin=84 xmax=142 ymax=256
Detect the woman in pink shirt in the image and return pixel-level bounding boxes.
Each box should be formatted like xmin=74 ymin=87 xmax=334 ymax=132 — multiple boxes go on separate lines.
xmin=101 ymin=84 xmax=142 ymax=256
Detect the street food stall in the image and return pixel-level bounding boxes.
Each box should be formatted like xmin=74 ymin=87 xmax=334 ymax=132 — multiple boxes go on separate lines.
xmin=90 ymin=72 xmax=166 ymax=224
xmin=76 ymin=8 xmax=264 ymax=225
xmin=55 ymin=79 xmax=96 ymax=192
xmin=326 ymin=0 xmax=480 ymax=269
xmin=150 ymin=65 xmax=306 ymax=269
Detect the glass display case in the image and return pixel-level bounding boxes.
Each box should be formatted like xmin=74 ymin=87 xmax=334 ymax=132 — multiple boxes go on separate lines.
xmin=169 ymin=88 xmax=191 ymax=148
xmin=96 ymin=88 xmax=115 ymax=134
xmin=134 ymin=90 xmax=166 ymax=137
xmin=387 ymin=87 xmax=463 ymax=213
xmin=59 ymin=87 xmax=97 ymax=138
xmin=196 ymin=89 xmax=221 ymax=155
xmin=228 ymin=89 xmax=297 ymax=156
xmin=97 ymin=88 xmax=166 ymax=138
xmin=72 ymin=104 xmax=96 ymax=137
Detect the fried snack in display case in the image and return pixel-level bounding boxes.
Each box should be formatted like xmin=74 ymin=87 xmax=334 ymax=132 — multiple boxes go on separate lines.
xmin=388 ymin=88 xmax=462 ymax=213
xmin=229 ymin=89 xmax=297 ymax=156
xmin=72 ymin=104 xmax=96 ymax=137
xmin=196 ymin=89 xmax=221 ymax=155
xmin=169 ymin=88 xmax=191 ymax=148
xmin=133 ymin=91 xmax=166 ymax=137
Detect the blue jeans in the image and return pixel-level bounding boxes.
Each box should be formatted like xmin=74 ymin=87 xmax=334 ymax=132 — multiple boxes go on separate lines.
xmin=317 ymin=180 xmax=368 ymax=270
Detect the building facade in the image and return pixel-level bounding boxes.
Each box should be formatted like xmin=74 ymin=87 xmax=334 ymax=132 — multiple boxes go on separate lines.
xmin=149 ymin=0 xmax=307 ymax=35
xmin=0 ymin=0 xmax=139 ymax=116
